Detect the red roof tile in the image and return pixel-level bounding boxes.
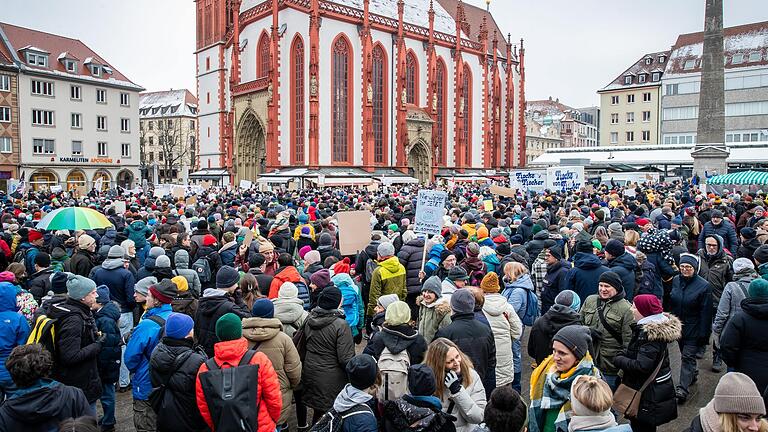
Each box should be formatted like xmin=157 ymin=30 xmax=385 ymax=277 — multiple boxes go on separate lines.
xmin=599 ymin=51 xmax=670 ymax=91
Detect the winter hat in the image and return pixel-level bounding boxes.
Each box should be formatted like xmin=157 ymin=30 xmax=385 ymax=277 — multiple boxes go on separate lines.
xmin=591 ymin=239 xmax=603 ymax=251
xmin=483 ymin=385 xmax=529 ymax=432
xmin=510 ymin=234 xmax=524 ymax=245
xmin=149 ymin=279 xmax=177 ymax=304
xmin=480 ymin=272 xmax=500 ymax=293
xmin=300 ymin=226 xmax=312 ymax=238
xmin=155 ymin=255 xmax=171 ymax=269
xmin=377 ymin=241 xmax=395 ymax=258
xmin=172 ymin=275 xmax=189 ymax=292
xmin=346 ymin=354 xmax=379 ymax=390
xmin=298 ymin=245 xmax=312 ymax=259
xmin=711 ymin=210 xmax=724 ymax=219
xmin=733 ymin=257 xmax=755 ymax=274
xmin=134 ymin=277 xmax=157 ymax=298
xmin=633 ymin=294 xmax=663 ymax=317
xmin=741 ymin=227 xmax=757 ymax=240
xmin=547 ymin=246 xmax=563 ymax=261
xmin=251 ymin=298 xmax=275 ymax=318
xmin=754 ymin=245 xmax=768 ymax=265
xmin=310 ymin=268 xmax=331 ymax=288
xmin=332 ymin=257 xmax=351 ymax=275
xmin=108 ymin=245 xmax=126 ymax=259
xmin=599 ymin=271 xmax=623 ymax=292
xmin=0 ymin=272 xmax=14 ymax=283
xmin=377 ymin=293 xmax=400 ymax=310
xmin=149 ymin=247 xmax=165 ymax=259
xmin=259 ymin=241 xmax=275 ymax=253
xmin=215 ymin=313 xmax=243 ymax=342
xmin=165 ymin=312 xmax=194 ymax=339
xmin=450 ymin=288 xmax=475 ymax=315
xmin=552 ymin=325 xmax=592 ymax=359
xmin=298 ymin=212 xmax=309 ymax=224
xmin=27 ymin=229 xmax=43 ymax=242
xmin=387 ymin=223 xmax=399 ymax=232
xmin=202 ymin=234 xmax=217 ymax=247
xmin=304 ymin=250 xmax=321 ymax=266
xmin=532 ymin=224 xmax=543 ymax=235
xmin=421 ymin=276 xmax=443 ymax=297
xmin=679 ymin=253 xmax=700 ymax=272
xmin=555 ymin=290 xmax=581 ymax=312
xmin=749 ymin=278 xmax=768 ymax=299
xmin=447 ymin=266 xmax=469 ymax=281
xmin=496 ymin=242 xmax=511 ymax=256
xmin=385 ymin=301 xmax=411 ymax=326
xmin=51 ymin=272 xmax=69 ymax=294
xmin=95 ymin=285 xmax=110 ymax=304
xmin=278 ymin=282 xmax=299 ymax=299
xmin=575 ymin=240 xmax=594 ymax=254
xmin=216 ymin=265 xmax=240 ymax=289
xmin=318 ymin=285 xmax=342 ymax=310
xmin=66 ymin=274 xmax=97 ymax=301
xmin=608 ymin=222 xmax=624 ymax=241
xmin=408 ymin=364 xmax=437 ymax=397
xmin=466 ymin=243 xmax=480 ymax=258
xmin=713 ymin=372 xmax=766 ymax=415
xmin=78 ymin=234 xmax=96 ymax=250
xmin=604 ymin=239 xmax=625 ymax=257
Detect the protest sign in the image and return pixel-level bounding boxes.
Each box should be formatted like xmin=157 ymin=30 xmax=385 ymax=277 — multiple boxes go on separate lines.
xmin=336 ymin=210 xmax=372 ymax=255
xmin=113 ymin=201 xmax=126 ymax=214
xmin=201 ymin=180 xmax=211 ymax=190
xmin=186 ymin=195 xmax=198 ymax=206
xmin=489 ymin=184 xmax=517 ymax=198
xmin=50 ymin=185 xmax=63 ymax=193
xmin=546 ymin=166 xmax=585 ymax=192
xmin=243 ymin=229 xmax=254 ymax=248
xmin=172 ymin=186 xmax=185 ymax=199
xmin=509 ymin=170 xmax=547 ymax=192
xmin=239 ymin=179 xmax=253 ymax=190
xmin=413 ymin=190 xmax=447 ymax=236
xmin=483 ymin=200 xmax=494 ymax=211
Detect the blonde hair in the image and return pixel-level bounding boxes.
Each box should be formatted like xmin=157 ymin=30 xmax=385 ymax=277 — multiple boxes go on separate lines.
xmin=720 ymin=413 xmax=768 ymax=432
xmin=424 ymin=338 xmax=474 ymax=399
xmin=624 ymin=230 xmax=640 ymax=247
xmin=571 ymin=375 xmax=613 ymax=413
xmin=504 ymin=262 xmax=528 ymax=282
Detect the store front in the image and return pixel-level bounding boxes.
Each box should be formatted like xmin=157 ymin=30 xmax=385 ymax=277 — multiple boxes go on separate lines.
xmin=29 ymin=170 xmax=58 ymax=191
xmin=65 ymin=169 xmax=87 ymax=191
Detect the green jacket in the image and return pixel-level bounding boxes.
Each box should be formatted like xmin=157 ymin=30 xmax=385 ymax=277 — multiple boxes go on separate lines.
xmin=366 ymin=256 xmax=407 ymax=316
xmin=581 ymin=294 xmax=633 ymax=374
xmin=417 ymin=295 xmax=452 ymax=344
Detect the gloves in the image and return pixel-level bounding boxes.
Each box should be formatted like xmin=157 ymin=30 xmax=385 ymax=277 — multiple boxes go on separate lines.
xmin=95 ymin=332 xmax=107 ymax=345
xmin=445 ymin=371 xmax=462 ymax=395
xmin=353 ymin=332 xmax=363 ymax=345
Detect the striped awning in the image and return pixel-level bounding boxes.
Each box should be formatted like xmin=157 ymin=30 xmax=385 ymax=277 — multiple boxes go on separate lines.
xmin=708 ymin=170 xmax=768 ymax=185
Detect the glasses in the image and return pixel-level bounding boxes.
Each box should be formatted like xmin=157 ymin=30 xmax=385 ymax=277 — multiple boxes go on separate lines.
xmin=705 ymin=243 xmax=718 ymax=247
xmin=679 ymin=264 xmax=694 ymax=270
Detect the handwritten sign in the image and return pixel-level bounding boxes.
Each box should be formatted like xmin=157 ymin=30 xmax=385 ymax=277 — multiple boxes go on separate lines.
xmin=483 ymin=200 xmax=494 ymax=211
xmin=113 ymin=201 xmax=126 ymax=213
xmin=509 ymin=170 xmax=546 ymax=192
xmin=239 ymin=179 xmax=253 ymax=190
xmin=413 ymin=190 xmax=447 ymax=236
xmin=546 ymin=166 xmax=585 ymax=192
xmin=489 ymin=184 xmax=517 ymax=198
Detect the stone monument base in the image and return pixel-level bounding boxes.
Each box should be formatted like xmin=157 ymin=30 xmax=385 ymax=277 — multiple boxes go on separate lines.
xmin=691 ymin=145 xmax=729 ymax=179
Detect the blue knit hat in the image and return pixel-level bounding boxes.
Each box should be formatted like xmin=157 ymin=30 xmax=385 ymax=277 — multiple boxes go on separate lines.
xmin=95 ymin=285 xmax=110 ymax=304
xmin=165 ymin=313 xmax=194 ymax=339
xmin=555 ymin=289 xmax=581 ymax=312
xmin=251 ymin=298 xmax=275 ymax=318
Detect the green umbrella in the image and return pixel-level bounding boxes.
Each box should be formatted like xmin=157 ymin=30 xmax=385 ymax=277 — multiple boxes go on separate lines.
xmin=36 ymin=207 xmax=113 ymax=231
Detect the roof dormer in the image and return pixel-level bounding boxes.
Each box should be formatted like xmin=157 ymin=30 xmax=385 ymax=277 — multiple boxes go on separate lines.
xmin=58 ymin=52 xmax=79 ymax=74
xmin=84 ymin=57 xmax=110 ymax=77
xmin=19 ymin=45 xmax=49 ymax=67
xmin=658 ymin=54 xmax=666 ymax=63
xmin=624 ymin=74 xmax=633 ymax=85
xmin=644 ymin=57 xmax=652 ymax=65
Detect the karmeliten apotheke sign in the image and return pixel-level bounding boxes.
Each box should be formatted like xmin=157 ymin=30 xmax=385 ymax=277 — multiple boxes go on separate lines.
xmin=59 ymin=157 xmax=114 ymax=164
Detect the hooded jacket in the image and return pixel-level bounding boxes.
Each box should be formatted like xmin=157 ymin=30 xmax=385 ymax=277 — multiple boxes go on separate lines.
xmin=363 ymin=323 xmax=428 ymax=364
xmin=26 ymin=267 xmax=54 ymax=303
xmin=193 ymin=288 xmax=251 ymax=357
xmin=316 ymin=232 xmax=340 ymax=263
xmin=94 ymin=301 xmax=122 ymax=385
xmin=49 ymin=247 xmax=70 ymax=273
xmin=527 ymin=304 xmax=582 ymax=364
xmin=124 ymin=304 xmax=173 ymax=400
xmin=272 ymin=294 xmax=308 ymax=338
xmin=0 ymin=380 xmax=93 ymax=432
xmin=91 ymin=258 xmax=136 ymax=312
xmin=720 ymin=296 xmax=768 ymax=399
xmin=482 ymin=293 xmax=523 ymax=387
xmin=269 ymin=266 xmax=304 ymax=299
xmin=541 ymin=259 xmax=571 ymax=314
xmin=417 ymin=296 xmax=452 ymax=344
xmin=242 ymin=317 xmax=302 ymax=425
xmin=0 ymin=282 xmax=29 ymax=386
xmin=382 ymin=394 xmax=455 ymax=432
xmin=174 ymin=249 xmax=202 ymax=297
xmin=398 ymin=236 xmax=426 ymax=295
xmin=605 ymin=252 xmax=639 ymax=302
xmin=670 ymin=273 xmax=712 ymax=342
xmin=581 ymin=290 xmax=634 ymax=375
xmin=525 ymin=231 xmax=556 ymax=267
xmin=333 ymin=273 xmax=365 ymax=337
xmin=566 ymin=252 xmax=610 ymax=302
xmin=696 ymin=234 xmax=734 ymax=304
xmin=218 ymin=241 xmax=239 ymax=267
xmin=698 ymin=218 xmax=738 ymax=252
xmin=332 ymin=384 xmax=378 ymax=432
xmin=368 ymin=256 xmax=407 ymax=316
xmin=125 ymin=220 xmax=152 ymax=250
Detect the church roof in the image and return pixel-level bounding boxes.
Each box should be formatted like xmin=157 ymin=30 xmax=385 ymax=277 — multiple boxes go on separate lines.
xmin=437 ymin=0 xmax=513 ymax=59
xmin=139 ymin=89 xmax=198 ymax=118
xmin=326 ymin=0 xmax=457 ymax=34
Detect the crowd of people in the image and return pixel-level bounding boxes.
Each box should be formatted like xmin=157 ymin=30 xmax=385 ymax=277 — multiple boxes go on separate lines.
xmin=0 ymin=180 xmax=766 ymax=432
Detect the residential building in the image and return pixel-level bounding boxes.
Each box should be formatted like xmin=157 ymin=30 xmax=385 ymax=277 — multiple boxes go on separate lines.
xmin=139 ymin=89 xmax=198 ymax=184
xmin=0 ymin=22 xmax=143 ymax=191
xmin=195 ymin=0 xmax=527 ymax=185
xmin=598 ymin=51 xmax=668 ymax=146
xmin=576 ymin=106 xmax=600 ymax=145
xmin=528 ymin=97 xmax=598 ymax=147
xmin=525 ymin=113 xmax=563 ymax=164
xmin=0 ymin=38 xmax=19 ymax=192
xmin=661 ymin=21 xmax=768 ymax=145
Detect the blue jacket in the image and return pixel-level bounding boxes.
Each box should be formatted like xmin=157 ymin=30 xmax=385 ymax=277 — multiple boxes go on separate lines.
xmin=698 ymin=219 xmax=738 ymax=253
xmin=332 ymin=273 xmax=364 ymax=337
xmin=605 ymin=252 xmax=638 ymax=302
xmin=566 ymin=252 xmax=610 ymax=302
xmin=94 ymin=301 xmax=122 ymax=385
xmin=19 ymin=243 xmax=39 ymax=277
xmin=124 ymin=304 xmax=173 ymax=400
xmin=0 ymin=282 xmax=29 ymax=386
xmin=91 ymin=260 xmax=136 ymax=313
xmin=219 ymin=242 xmax=238 ymax=268
xmin=502 ymin=273 xmax=535 ymax=319
xmin=125 ymin=220 xmax=152 ymax=250
xmin=670 ymin=274 xmax=712 ymax=342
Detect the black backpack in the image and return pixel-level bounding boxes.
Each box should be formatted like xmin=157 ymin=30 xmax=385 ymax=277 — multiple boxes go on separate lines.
xmin=199 ymin=349 xmax=261 ymax=432
xmin=309 ymin=404 xmax=372 ymax=432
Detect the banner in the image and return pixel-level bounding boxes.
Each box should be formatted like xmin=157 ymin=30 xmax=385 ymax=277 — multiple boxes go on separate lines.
xmin=489 ymin=184 xmax=517 ymax=198
xmin=336 ymin=210 xmax=373 ymax=255
xmin=413 ymin=190 xmax=447 ymax=236
xmin=509 ymin=170 xmax=546 ymax=192
xmin=546 ymin=166 xmax=585 ymax=192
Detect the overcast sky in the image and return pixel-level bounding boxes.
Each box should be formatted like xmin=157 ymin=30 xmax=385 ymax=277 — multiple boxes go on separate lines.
xmin=4 ymin=0 xmax=768 ymax=107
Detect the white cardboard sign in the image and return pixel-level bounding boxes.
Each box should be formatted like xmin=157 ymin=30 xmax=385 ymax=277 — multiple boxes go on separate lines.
xmin=413 ymin=190 xmax=448 ymax=236
xmin=546 ymin=166 xmax=585 ymax=192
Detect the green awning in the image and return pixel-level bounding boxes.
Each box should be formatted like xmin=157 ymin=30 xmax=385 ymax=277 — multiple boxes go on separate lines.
xmin=708 ymin=170 xmax=768 ymax=185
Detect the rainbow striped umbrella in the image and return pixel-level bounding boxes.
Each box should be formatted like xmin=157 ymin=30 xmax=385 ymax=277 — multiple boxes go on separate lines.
xmin=36 ymin=207 xmax=113 ymax=231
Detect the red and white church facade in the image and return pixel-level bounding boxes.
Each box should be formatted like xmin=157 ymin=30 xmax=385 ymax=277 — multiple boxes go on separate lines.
xmin=194 ymin=0 xmax=526 ymax=185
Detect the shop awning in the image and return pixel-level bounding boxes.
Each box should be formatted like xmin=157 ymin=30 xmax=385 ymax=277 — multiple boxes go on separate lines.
xmin=708 ymin=170 xmax=768 ymax=185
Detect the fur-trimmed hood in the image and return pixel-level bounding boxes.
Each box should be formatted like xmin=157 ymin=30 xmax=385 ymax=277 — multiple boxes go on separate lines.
xmin=416 ymin=295 xmax=452 ymax=315
xmin=641 ymin=313 xmax=682 ymax=343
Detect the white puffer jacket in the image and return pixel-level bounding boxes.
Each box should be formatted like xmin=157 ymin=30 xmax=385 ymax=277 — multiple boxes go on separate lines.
xmin=482 ymin=293 xmax=523 ymax=386
xmin=440 ymin=368 xmax=487 ymax=432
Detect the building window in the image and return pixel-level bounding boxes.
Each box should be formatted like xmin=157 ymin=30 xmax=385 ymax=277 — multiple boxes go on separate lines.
xmin=25 ymin=52 xmax=47 ymax=67
xmin=291 ymin=35 xmax=305 ymax=164
xmin=642 ymin=111 xmax=651 ymax=122
xmin=33 ymin=138 xmax=55 ymax=154
xmin=624 ymin=76 xmax=632 ymax=85
xmin=436 ymin=58 xmax=447 ymax=165
xmin=663 ymin=106 xmax=699 ymax=120
xmin=65 ymin=60 xmax=77 ymax=73
xmin=71 ymin=85 xmax=81 ymax=100
xmin=31 ymin=80 xmax=54 ymax=96
xmin=97 ymin=116 xmax=107 ymax=131
xmin=0 ymin=106 xmax=9 ymax=122
xmin=626 ymin=131 xmax=634 ymax=142
xmin=610 ymin=132 xmax=618 ymax=144
xmin=405 ymin=51 xmax=418 ymax=105
xmin=257 ymin=33 xmax=270 ymax=78
xmin=626 ymin=112 xmax=634 ymax=123
xmin=331 ymin=36 xmax=351 ymax=163
xmin=611 ymin=95 xmax=619 ymax=105
xmin=167 ymin=119 xmax=172 ymax=128
xmin=749 ymin=51 xmax=762 ymax=62
xmin=206 ymin=92 xmax=210 ymax=104
xmin=638 ymin=74 xmax=646 ymax=83
xmin=71 ymin=140 xmax=82 ymax=155
xmin=610 ymin=113 xmax=619 ymax=124
xmin=0 ymin=137 xmax=10 ymax=153
xmin=645 ymin=58 xmax=652 ymax=65
xmin=643 ymin=92 xmax=651 ymax=102
xmin=683 ymin=59 xmax=696 ymax=70
xmin=120 ymin=118 xmax=130 ymax=133
xmin=97 ymin=141 xmax=107 ymax=157
xmin=462 ymin=63 xmax=472 ymax=165
xmin=71 ymin=113 xmax=81 ymax=129
xmin=659 ymin=55 xmax=666 ymax=63
xmin=121 ymin=143 xmax=130 ymax=158
xmin=149 ymin=136 xmax=154 ymax=145
xmin=627 ymin=94 xmax=635 ymax=103
xmin=32 ymin=110 xmax=54 ymax=126
xmin=0 ymin=75 xmax=9 ymax=92
xmin=642 ymin=130 xmax=651 ymax=142
xmin=206 ymin=57 xmax=211 ymax=70
xmin=732 ymin=53 xmax=745 ymax=65
xmin=190 ymin=120 xmax=195 ymax=129
xmin=120 ymin=92 xmax=130 ymax=106
xmin=372 ymin=44 xmax=387 ymax=165
xmin=96 ymin=89 xmax=106 ymax=104
xmin=652 ymin=72 xmax=661 ymax=82
xmin=725 ymin=101 xmax=768 ymax=116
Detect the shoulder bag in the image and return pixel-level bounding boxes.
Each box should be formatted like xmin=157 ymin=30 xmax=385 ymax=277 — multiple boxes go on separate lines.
xmin=613 ymin=352 xmax=665 ymax=418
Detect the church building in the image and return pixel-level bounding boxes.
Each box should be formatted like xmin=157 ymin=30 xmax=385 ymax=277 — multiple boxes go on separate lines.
xmin=194 ymin=0 xmax=526 ymax=185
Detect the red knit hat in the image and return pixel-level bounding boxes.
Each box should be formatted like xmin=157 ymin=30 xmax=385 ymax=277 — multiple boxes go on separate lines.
xmin=333 ymin=257 xmax=351 ymax=274
xmin=634 ymin=294 xmax=663 ymax=317
xmin=202 ymin=234 xmax=217 ymax=246
xmin=636 ymin=218 xmax=650 ymax=227
xmin=28 ymin=229 xmax=43 ymax=242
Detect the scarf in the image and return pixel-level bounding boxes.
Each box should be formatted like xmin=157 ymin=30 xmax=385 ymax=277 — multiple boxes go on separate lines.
xmin=529 ymin=353 xmax=599 ymax=432
xmin=698 ymin=401 xmax=722 ymax=432
xmin=568 ymin=414 xmax=617 ymax=432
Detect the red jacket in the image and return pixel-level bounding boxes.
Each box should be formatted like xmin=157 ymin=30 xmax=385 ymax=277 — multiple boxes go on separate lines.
xmin=195 ymin=338 xmax=282 ymax=432
xmin=268 ymin=266 xmax=303 ymax=299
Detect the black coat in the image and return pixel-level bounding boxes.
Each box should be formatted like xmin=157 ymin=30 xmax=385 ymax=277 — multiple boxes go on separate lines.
xmin=606 ymin=252 xmax=638 ymax=302
xmin=721 ymin=297 xmax=768 ymax=399
xmin=398 ymin=238 xmax=426 ymax=295
xmin=193 ymin=292 xmax=251 ymax=357
xmin=94 ymin=301 xmax=122 ymax=385
xmin=0 ymin=380 xmax=92 ymax=432
xmin=434 ymin=313 xmax=496 ymax=397
xmin=614 ymin=315 xmax=681 ymax=426
xmin=363 ymin=323 xmax=428 ymax=364
xmin=566 ymin=252 xmax=610 ymax=302
xmin=670 ymin=274 xmax=712 ymax=343
xmin=270 ymin=230 xmax=296 ymax=256
xmin=193 ymin=245 xmax=223 ymax=290
xmin=527 ymin=305 xmax=581 ymax=364
xmin=27 ymin=267 xmax=54 ymax=302
xmin=69 ymin=250 xmax=97 ymax=278
xmin=48 ymin=298 xmax=103 ymax=402
xmin=541 ymin=259 xmax=571 ymax=314
xmin=149 ymin=338 xmax=209 ymax=432
xmin=525 ymin=231 xmax=556 ymax=267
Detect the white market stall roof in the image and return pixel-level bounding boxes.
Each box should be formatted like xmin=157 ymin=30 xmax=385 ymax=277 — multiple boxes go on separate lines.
xmin=708 ymin=170 xmax=768 ymax=185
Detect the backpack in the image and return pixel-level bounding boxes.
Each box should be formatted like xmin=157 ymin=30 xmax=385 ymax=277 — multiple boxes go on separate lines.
xmin=27 ymin=314 xmax=57 ymax=355
xmin=124 ymin=315 xmax=166 ymax=347
xmin=148 ymin=350 xmax=193 ymax=414
xmin=364 ymin=255 xmax=378 ymax=285
xmin=377 ymin=347 xmax=410 ymax=401
xmin=519 ymin=288 xmax=539 ymax=326
xmin=199 ymin=349 xmax=261 ymax=432
xmin=310 ymin=404 xmax=373 ymax=432
xmin=13 ymin=245 xmax=30 ymax=264
xmin=295 ymin=280 xmax=311 ymax=311
xmin=636 ymin=262 xmax=657 ymax=296
xmin=192 ymin=256 xmax=212 ymax=284
xmin=340 ymin=286 xmax=360 ymax=329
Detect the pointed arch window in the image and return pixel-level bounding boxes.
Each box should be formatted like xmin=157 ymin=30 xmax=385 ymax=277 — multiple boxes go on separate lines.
xmin=291 ymin=36 xmax=305 ymax=164
xmin=462 ymin=63 xmax=472 ymax=166
xmin=332 ymin=36 xmax=352 ymax=163
xmin=257 ymin=33 xmax=270 ymax=78
xmin=372 ymin=45 xmax=387 ymax=165
xmin=406 ymin=51 xmax=418 ymax=105
xmin=436 ymin=58 xmax=447 ymax=165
